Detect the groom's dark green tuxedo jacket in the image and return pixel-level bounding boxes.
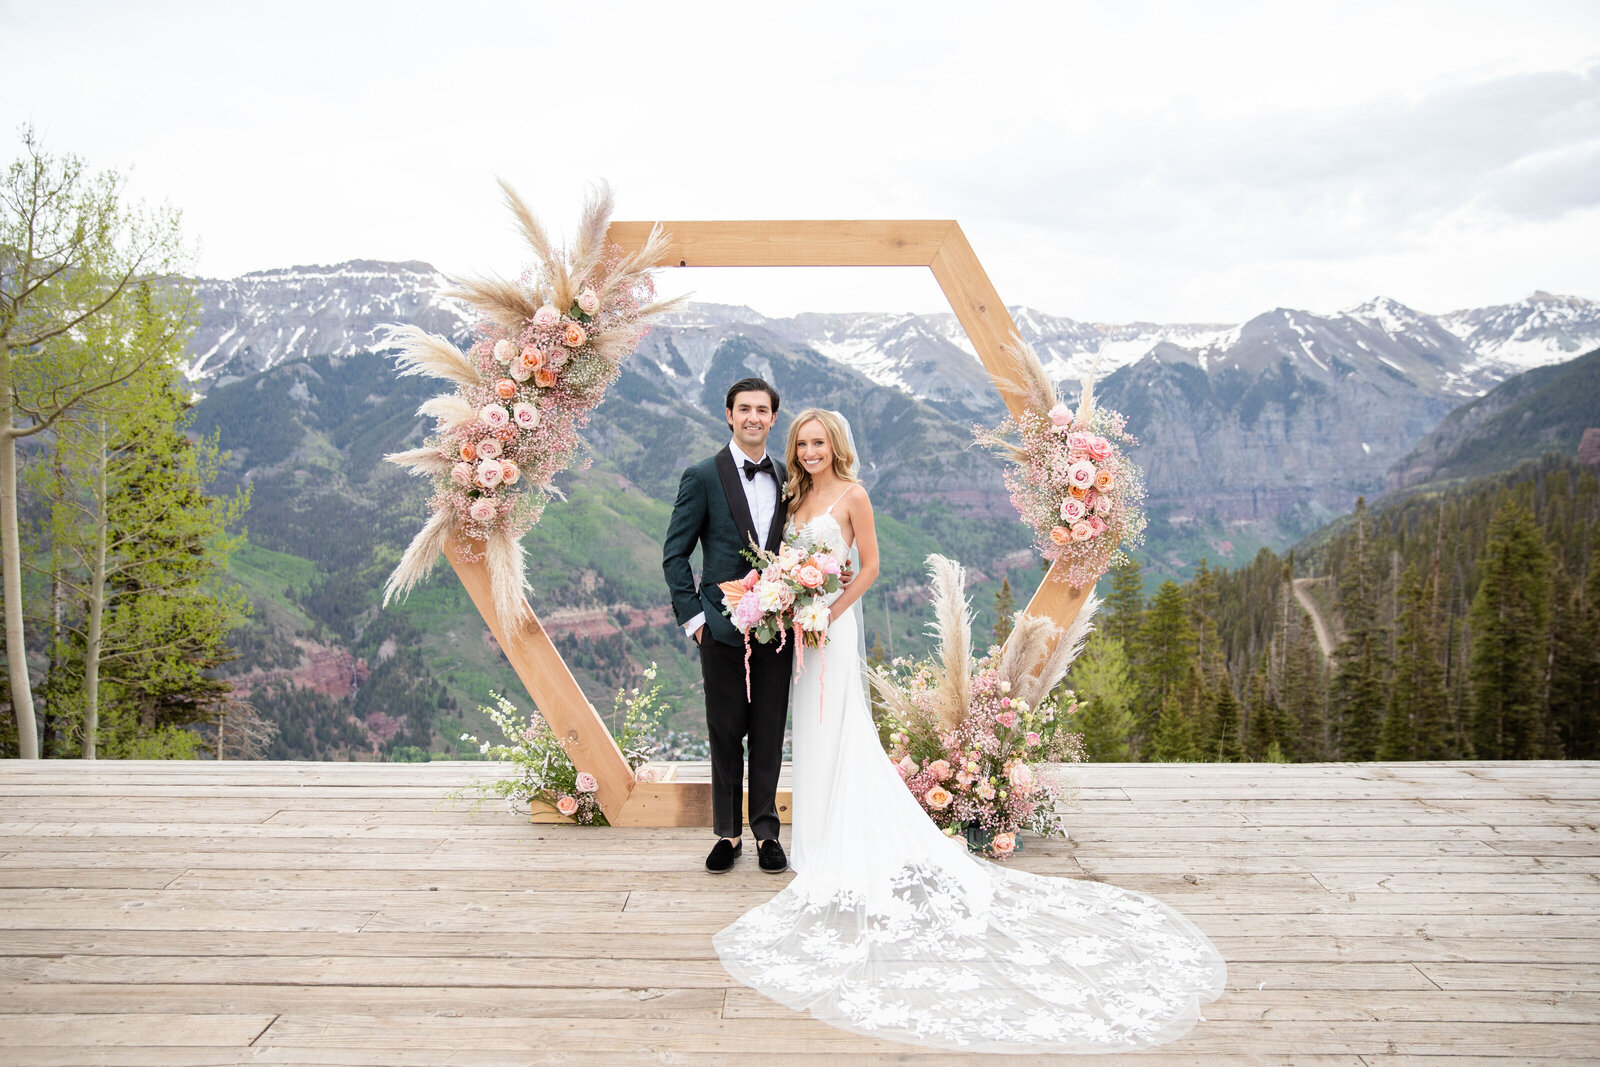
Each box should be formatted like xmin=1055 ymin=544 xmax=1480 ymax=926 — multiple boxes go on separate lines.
xmin=663 ymin=446 xmax=789 ymax=648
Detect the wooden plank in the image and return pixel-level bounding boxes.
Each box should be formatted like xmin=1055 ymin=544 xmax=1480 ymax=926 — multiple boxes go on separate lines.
xmin=445 ymin=540 xmax=634 ymax=820
xmin=609 ymin=782 xmax=794 ymax=827
xmin=0 ymin=1013 xmax=276 ymax=1047
xmin=604 ymin=219 xmax=954 ymax=267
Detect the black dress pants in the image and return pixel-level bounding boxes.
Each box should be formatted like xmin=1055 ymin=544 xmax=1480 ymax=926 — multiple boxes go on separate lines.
xmin=700 ymin=634 xmax=793 ymax=841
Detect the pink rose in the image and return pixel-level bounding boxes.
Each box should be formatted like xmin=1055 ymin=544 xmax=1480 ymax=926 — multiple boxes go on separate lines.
xmin=555 ymin=795 xmax=578 ymax=817
xmin=776 ymin=585 xmax=795 ymax=609
xmin=991 ymin=832 xmax=1017 ymax=855
xmin=561 ymin=322 xmax=587 ymax=348
xmin=1025 ymin=731 xmax=1041 ymax=747
xmin=1071 ymin=521 xmax=1095 ymax=541
xmin=976 ymin=780 xmax=997 ymax=801
xmin=481 ymin=404 xmax=509 ymax=430
xmin=997 ymin=710 xmax=1018 ymax=729
xmin=742 ymin=569 xmax=761 ymax=590
xmin=492 ymin=339 xmax=518 ymax=364
xmin=499 ymin=459 xmax=520 ymax=485
xmin=475 ymin=459 xmax=505 ymax=488
xmin=955 ymin=769 xmax=977 ymax=788
xmin=512 ymin=402 xmax=539 ymax=429
xmin=897 ymin=755 xmax=919 ymax=777
xmin=576 ymin=289 xmax=600 ymax=315
xmin=575 ymin=772 xmax=598 ymax=794
xmin=475 ymin=437 xmax=502 ymax=460
xmin=763 ymin=563 xmax=783 ymax=583
xmin=451 ymin=462 xmax=473 ymax=486
xmin=636 ymin=766 xmax=660 ymax=783
xmin=796 ymin=564 xmax=824 ymax=589
xmin=533 ymin=305 xmax=559 ymax=326
xmin=1088 ymin=514 xmax=1106 ymax=535
xmin=1048 ymin=403 xmax=1073 ymax=428
xmin=925 ymin=786 xmax=953 ymax=810
xmin=508 ymin=356 xmax=534 ymax=383
xmin=811 ymin=553 xmax=842 ymax=576
xmin=928 ymin=759 xmax=952 ymax=781
xmin=1067 ymin=459 xmax=1097 ymax=489
xmin=1060 ymin=497 xmax=1086 ymax=523
xmin=1007 ymin=762 xmax=1035 ymax=793
xmin=1088 ymin=435 xmax=1113 ymax=461
xmin=469 ymin=499 xmax=496 ymax=522
xmin=1067 ymin=431 xmax=1093 ymax=453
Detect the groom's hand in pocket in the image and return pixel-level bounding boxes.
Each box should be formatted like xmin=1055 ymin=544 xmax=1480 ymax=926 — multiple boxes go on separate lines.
xmin=694 ymin=625 xmax=705 ymax=646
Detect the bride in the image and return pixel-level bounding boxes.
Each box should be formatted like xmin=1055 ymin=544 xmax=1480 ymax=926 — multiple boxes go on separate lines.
xmin=712 ymin=408 xmax=1227 ymax=1054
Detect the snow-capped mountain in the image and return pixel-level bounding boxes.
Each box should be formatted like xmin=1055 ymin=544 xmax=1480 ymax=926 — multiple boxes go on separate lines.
xmin=185 ymin=261 xmax=1600 ymax=415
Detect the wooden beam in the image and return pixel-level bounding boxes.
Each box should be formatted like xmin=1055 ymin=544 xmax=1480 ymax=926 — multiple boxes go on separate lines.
xmin=929 ymin=222 xmax=1030 ymax=423
xmin=445 ymin=540 xmax=634 ymax=821
xmin=1016 ymin=559 xmax=1098 ymax=639
xmin=604 ymin=219 xmax=954 ymax=267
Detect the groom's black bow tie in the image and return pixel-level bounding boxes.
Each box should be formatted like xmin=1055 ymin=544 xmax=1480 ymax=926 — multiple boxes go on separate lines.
xmin=742 ymin=456 xmax=774 ymax=481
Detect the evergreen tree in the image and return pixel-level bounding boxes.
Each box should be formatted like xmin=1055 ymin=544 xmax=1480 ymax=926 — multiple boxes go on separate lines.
xmin=1468 ymin=501 xmax=1552 ymax=759
xmin=1244 ymin=665 xmax=1281 ymax=761
xmin=1068 ymin=634 xmax=1137 ymax=761
xmin=1332 ymin=497 xmax=1389 ymax=759
xmin=1206 ymin=673 xmax=1245 ymax=762
xmin=1284 ymin=618 xmax=1329 ymax=761
xmin=1188 ymin=558 xmax=1224 ymax=682
xmin=1149 ymin=691 xmax=1199 ymax=762
xmin=1134 ymin=580 xmax=1193 ymax=735
xmin=1546 ymin=549 xmax=1599 ymax=759
xmin=1102 ymin=557 xmax=1145 ymax=648
xmin=992 ymin=577 xmax=1015 ymax=646
xmin=1381 ymin=563 xmax=1451 ymax=760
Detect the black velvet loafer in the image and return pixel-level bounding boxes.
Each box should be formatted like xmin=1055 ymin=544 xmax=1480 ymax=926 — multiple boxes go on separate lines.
xmin=757 ymin=838 xmax=788 ymax=873
xmin=706 ymin=838 xmax=742 ymax=873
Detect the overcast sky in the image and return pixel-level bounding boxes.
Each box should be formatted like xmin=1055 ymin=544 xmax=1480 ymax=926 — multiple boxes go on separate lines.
xmin=5 ymin=1 xmax=1597 ymax=322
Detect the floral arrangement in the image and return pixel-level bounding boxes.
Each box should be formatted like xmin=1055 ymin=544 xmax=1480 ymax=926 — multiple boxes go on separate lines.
xmin=456 ymin=663 xmax=669 ymax=824
xmin=382 ymin=181 xmax=678 ymax=630
xmin=868 ymin=555 xmax=1096 ymax=857
xmin=976 ymin=343 xmax=1147 ymax=588
xmin=719 ymin=539 xmax=845 ymax=695
xmin=880 ymin=655 xmax=1085 ymax=854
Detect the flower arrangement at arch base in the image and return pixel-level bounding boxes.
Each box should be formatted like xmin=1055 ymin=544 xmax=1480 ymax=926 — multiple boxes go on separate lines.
xmin=869 ymin=556 xmax=1093 ymax=857
xmin=455 ymin=664 xmax=670 ymax=825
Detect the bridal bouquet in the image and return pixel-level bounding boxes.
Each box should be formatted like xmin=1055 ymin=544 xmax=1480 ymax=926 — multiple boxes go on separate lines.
xmin=869 ymin=556 xmax=1092 ymax=857
xmin=719 ymin=540 xmax=846 ymax=694
xmin=382 ymin=181 xmax=679 ymax=631
xmin=975 ymin=343 xmax=1146 ymax=588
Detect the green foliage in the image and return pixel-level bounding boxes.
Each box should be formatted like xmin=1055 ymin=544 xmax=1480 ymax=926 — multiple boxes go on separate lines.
xmin=1468 ymin=501 xmax=1552 ymax=758
xmin=1067 ymin=634 xmax=1137 ymax=761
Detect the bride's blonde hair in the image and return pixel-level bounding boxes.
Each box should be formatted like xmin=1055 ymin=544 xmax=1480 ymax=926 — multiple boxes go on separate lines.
xmin=784 ymin=408 xmax=858 ymax=510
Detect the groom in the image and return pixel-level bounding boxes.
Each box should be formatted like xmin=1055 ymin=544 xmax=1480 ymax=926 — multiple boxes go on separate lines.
xmin=663 ymin=378 xmax=793 ymax=875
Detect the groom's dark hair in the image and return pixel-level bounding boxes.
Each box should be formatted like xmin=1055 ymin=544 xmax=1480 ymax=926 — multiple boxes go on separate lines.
xmin=725 ymin=377 xmax=780 ymax=415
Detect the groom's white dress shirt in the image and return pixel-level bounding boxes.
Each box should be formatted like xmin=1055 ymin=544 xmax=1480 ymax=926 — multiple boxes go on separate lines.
xmin=683 ymin=437 xmax=779 ymax=639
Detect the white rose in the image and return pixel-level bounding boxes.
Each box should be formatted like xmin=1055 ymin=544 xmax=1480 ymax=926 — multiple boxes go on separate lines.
xmin=492 ymin=339 xmax=518 ymax=364
xmin=508 ymin=357 xmax=534 ymax=383
xmin=475 ymin=459 xmax=505 ymax=488
xmin=577 ymin=289 xmax=600 ymax=315
xmin=512 ymin=402 xmax=539 ymax=429
xmin=469 ymin=499 xmax=496 ymax=522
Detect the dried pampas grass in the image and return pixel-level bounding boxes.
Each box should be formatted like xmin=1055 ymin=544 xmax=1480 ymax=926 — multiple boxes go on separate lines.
xmin=923 ymin=554 xmax=973 ymax=732
xmin=383 ymin=508 xmax=453 ymax=609
xmin=484 ymin=527 xmax=531 ymax=630
xmin=384 ymin=325 xmax=481 ymax=390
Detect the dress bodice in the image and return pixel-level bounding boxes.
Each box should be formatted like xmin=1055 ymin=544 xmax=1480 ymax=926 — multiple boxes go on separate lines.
xmin=786 ymin=512 xmax=848 ymax=554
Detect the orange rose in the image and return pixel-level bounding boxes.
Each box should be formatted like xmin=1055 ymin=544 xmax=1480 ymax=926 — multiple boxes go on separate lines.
xmin=499 ymin=459 xmax=521 ymax=485
xmin=496 ymin=426 xmax=517 ymax=443
xmin=459 ymin=441 xmax=477 ymax=462
xmin=494 ymin=378 xmax=516 ymax=400
xmin=520 ymin=346 xmax=544 ymax=371
xmin=1094 ymin=469 xmax=1116 ymax=491
xmin=1069 ymin=484 xmax=1088 ymax=500
xmin=1049 ymin=525 xmax=1071 ymax=545
xmin=561 ymin=322 xmax=587 ymax=348
xmin=535 ymin=366 xmax=558 ymax=388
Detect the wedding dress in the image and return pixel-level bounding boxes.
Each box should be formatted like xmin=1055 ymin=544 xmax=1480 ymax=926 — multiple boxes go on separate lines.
xmin=712 ymin=509 xmax=1227 ymax=1054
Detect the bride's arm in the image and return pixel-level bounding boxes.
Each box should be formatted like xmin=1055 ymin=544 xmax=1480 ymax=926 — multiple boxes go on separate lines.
xmin=828 ymin=487 xmax=878 ymax=622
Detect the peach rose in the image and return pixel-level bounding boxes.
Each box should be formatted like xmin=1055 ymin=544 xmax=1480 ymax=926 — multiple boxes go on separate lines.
xmin=493 ymin=378 xmax=516 ymax=400
xmin=561 ymin=322 xmax=587 ymax=348
xmin=1049 ymin=525 xmax=1071 ymax=546
xmin=1071 ymin=521 xmax=1095 ymax=541
xmin=1094 ymin=468 xmax=1116 ymax=492
xmin=636 ymin=766 xmax=660 ymax=783
xmin=469 ymin=499 xmax=496 ymax=523
xmin=1088 ymin=435 xmax=1113 ymax=461
xmin=928 ymin=759 xmax=952 ymax=781
xmin=533 ymin=305 xmax=560 ymax=326
xmin=500 ymin=459 xmax=521 ymax=485
xmin=555 ymin=795 xmax=578 ymax=817
xmin=796 ymin=564 xmax=824 ymax=589
xmin=535 ymin=366 xmax=558 ymax=388
xmin=991 ymin=832 xmax=1017 ymax=855
xmin=475 ymin=437 xmax=502 ymax=460
xmin=520 ymin=345 xmax=545 ymax=370
xmin=926 ymin=786 xmax=953 ymax=810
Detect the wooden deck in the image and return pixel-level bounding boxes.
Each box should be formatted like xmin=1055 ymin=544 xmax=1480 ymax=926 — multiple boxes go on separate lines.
xmin=1 ymin=760 xmax=1596 ymax=1065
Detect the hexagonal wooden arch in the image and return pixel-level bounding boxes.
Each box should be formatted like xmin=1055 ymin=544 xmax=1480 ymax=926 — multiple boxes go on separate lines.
xmin=447 ymin=220 xmax=1095 ymax=826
